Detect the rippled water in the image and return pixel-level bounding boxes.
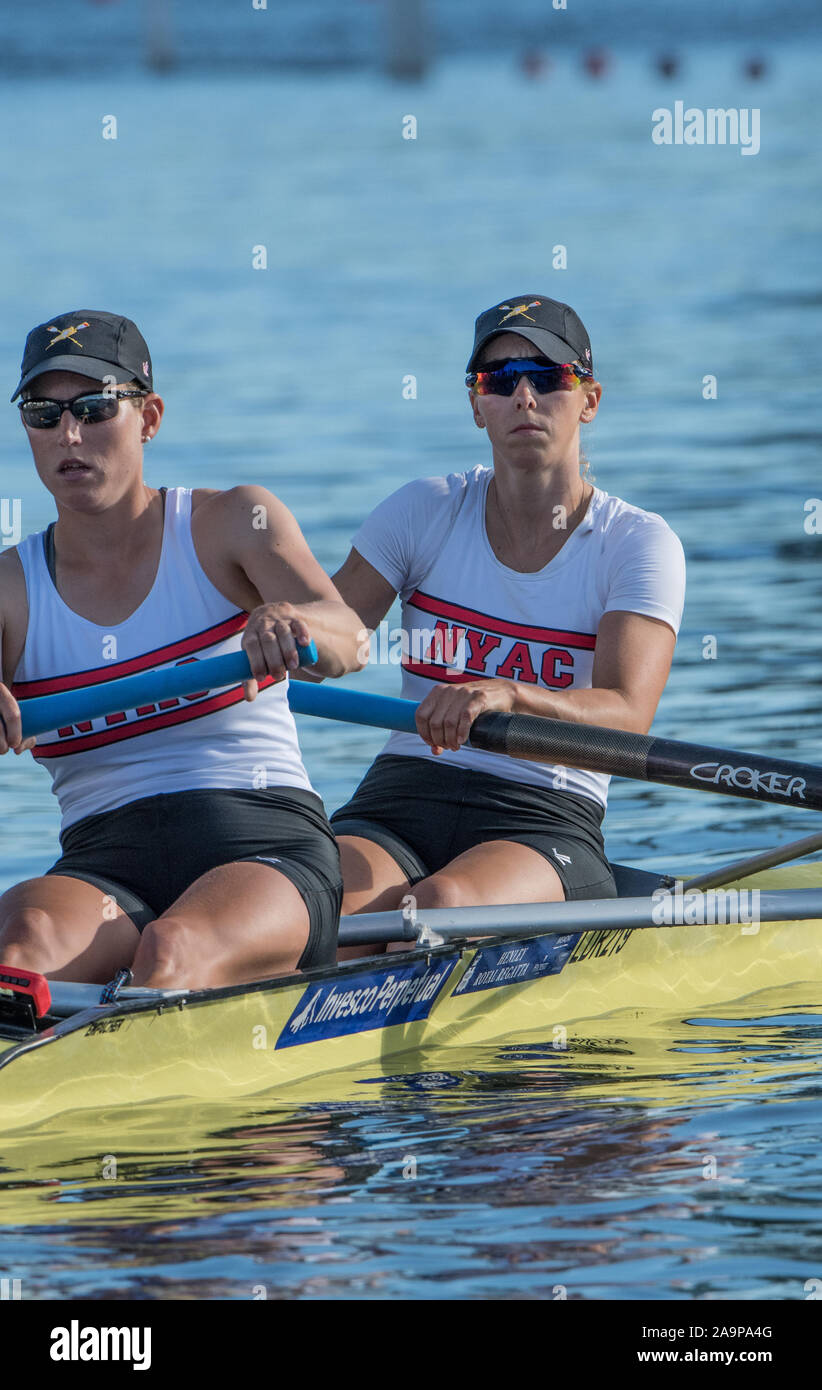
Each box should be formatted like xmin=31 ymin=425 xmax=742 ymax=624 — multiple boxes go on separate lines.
xmin=2 ymin=1000 xmax=821 ymax=1299
xmin=0 ymin=41 xmax=821 ymax=1299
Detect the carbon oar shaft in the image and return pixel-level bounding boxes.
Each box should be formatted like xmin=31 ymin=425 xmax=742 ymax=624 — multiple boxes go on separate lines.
xmin=467 ymin=711 xmax=822 ymax=813
xmin=287 ymin=685 xmax=822 ymax=814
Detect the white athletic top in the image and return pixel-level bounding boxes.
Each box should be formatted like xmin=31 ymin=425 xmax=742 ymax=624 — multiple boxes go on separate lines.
xmin=12 ymin=487 xmax=313 ymax=831
xmin=352 ymin=466 xmax=686 ymax=809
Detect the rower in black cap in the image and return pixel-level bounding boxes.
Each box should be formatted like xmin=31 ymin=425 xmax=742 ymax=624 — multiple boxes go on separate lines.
xmin=0 ymin=309 xmax=365 ymax=989
xmin=329 ymin=295 xmax=686 ymax=953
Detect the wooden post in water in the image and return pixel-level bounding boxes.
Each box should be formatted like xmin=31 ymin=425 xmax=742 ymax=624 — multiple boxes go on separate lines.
xmin=144 ymin=0 xmax=176 ymax=72
xmin=384 ymin=0 xmax=430 ymax=82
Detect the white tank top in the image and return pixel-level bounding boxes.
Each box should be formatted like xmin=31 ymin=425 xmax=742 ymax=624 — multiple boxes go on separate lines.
xmin=12 ymin=487 xmax=313 ymax=830
xmin=352 ymin=467 xmax=686 ymax=809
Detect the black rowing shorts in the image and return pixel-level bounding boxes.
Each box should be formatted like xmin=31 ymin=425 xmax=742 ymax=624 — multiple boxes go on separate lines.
xmin=330 ymin=755 xmax=617 ymax=901
xmin=45 ymin=788 xmax=342 ymax=968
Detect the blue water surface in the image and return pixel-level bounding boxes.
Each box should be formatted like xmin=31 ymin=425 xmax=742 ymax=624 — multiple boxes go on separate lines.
xmin=0 ymin=34 xmax=820 ymax=1300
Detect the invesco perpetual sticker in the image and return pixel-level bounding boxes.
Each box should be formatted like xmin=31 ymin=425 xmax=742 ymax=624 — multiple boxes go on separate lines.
xmin=276 ymin=957 xmax=457 ymax=1048
xmin=690 ymin=763 xmax=806 ymax=799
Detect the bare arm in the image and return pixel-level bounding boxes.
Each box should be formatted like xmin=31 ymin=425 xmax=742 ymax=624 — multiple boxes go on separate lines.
xmin=331 ymin=547 xmax=398 ymax=632
xmin=515 ymin=610 xmax=677 ymax=733
xmin=218 ymin=486 xmax=367 ymax=682
xmin=0 ymin=551 xmax=35 ymax=755
xmin=415 ymin=611 xmax=677 ymax=752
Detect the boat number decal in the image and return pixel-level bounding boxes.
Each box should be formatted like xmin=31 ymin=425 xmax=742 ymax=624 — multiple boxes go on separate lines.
xmin=453 ymin=934 xmax=580 ymax=995
xmin=276 ymin=957 xmax=458 ymax=1049
xmin=569 ymin=927 xmax=633 ymax=963
xmin=84 ymin=1017 xmax=126 ymax=1036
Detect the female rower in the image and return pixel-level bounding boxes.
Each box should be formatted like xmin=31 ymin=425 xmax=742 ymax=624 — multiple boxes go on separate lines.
xmin=0 ymin=309 xmax=365 ymax=989
xmin=329 ymin=295 xmax=686 ymax=946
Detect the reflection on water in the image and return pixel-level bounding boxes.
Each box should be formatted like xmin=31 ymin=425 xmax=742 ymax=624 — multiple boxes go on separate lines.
xmin=0 ymin=32 xmax=821 ymax=1300
xmin=2 ymin=998 xmax=820 ymax=1299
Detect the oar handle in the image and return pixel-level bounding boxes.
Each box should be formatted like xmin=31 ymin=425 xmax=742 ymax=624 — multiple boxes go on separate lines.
xmin=18 ymin=641 xmax=318 ymax=739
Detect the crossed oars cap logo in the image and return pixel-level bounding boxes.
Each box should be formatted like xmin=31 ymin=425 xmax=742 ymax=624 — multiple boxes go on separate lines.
xmin=46 ymin=322 xmax=91 ymax=350
xmin=11 ymin=310 xmax=154 ymax=401
xmin=496 ymin=301 xmax=542 ymax=326
xmin=466 ymin=294 xmax=594 ymax=373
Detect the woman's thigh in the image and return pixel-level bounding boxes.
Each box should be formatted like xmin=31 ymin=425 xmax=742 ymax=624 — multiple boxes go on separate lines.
xmin=0 ymin=875 xmax=141 ymax=983
xmin=335 ymin=834 xmax=414 ymax=960
xmin=413 ymin=839 xmax=567 ymax=908
xmin=383 ymin=840 xmax=567 ymax=953
xmin=130 ymin=860 xmax=313 ymax=989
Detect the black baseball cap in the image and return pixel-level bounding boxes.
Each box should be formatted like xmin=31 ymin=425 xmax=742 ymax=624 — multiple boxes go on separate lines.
xmin=11 ymin=310 xmax=153 ymax=401
xmin=467 ymin=295 xmax=593 ymax=372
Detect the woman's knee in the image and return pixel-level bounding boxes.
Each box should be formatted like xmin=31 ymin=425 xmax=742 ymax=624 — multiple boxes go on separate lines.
xmin=0 ymin=904 xmax=58 ymax=951
xmin=411 ymin=873 xmax=473 ymax=911
xmin=131 ymin=916 xmax=195 ymax=985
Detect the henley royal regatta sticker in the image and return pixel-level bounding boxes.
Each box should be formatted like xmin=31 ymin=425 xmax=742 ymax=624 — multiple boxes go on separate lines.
xmin=453 ymin=933 xmax=579 ymax=995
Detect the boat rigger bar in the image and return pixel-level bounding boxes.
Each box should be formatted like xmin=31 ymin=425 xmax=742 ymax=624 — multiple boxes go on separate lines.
xmin=336 ymin=887 xmax=822 ymax=945
xmin=24 ymin=886 xmax=822 ymax=1016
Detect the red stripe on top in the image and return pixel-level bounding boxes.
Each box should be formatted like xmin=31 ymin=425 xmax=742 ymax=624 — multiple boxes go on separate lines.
xmin=408 ymin=589 xmax=596 ymax=649
xmin=401 ymin=659 xmax=482 ymax=685
xmin=11 ymin=612 xmax=248 ymax=698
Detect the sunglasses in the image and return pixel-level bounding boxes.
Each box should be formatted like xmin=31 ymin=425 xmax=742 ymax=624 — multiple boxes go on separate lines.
xmin=466 ymin=358 xmax=593 ymax=397
xmin=18 ymin=389 xmax=147 ymax=429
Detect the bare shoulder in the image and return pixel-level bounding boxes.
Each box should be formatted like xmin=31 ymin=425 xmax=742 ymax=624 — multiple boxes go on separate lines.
xmin=192 ymin=485 xmax=299 ymax=550
xmin=0 ymin=545 xmax=27 ymax=608
xmin=190 ymin=487 xmax=224 ymax=515
xmin=192 ymin=485 xmax=292 ymax=524
xmin=0 ymin=546 xmax=29 ymax=683
xmin=188 ymin=486 xmax=311 ymax=612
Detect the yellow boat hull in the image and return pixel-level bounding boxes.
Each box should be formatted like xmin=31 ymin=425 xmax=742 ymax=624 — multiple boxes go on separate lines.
xmin=1 ymin=865 xmax=820 ymax=1129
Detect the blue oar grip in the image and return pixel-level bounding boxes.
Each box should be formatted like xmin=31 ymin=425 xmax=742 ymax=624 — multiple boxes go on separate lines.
xmin=19 ymin=639 xmax=318 ymax=740
xmin=286 ymin=682 xmax=418 ymax=734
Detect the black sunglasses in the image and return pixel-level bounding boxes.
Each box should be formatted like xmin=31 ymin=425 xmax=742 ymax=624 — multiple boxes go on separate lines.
xmin=18 ymin=389 xmax=147 ymax=429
